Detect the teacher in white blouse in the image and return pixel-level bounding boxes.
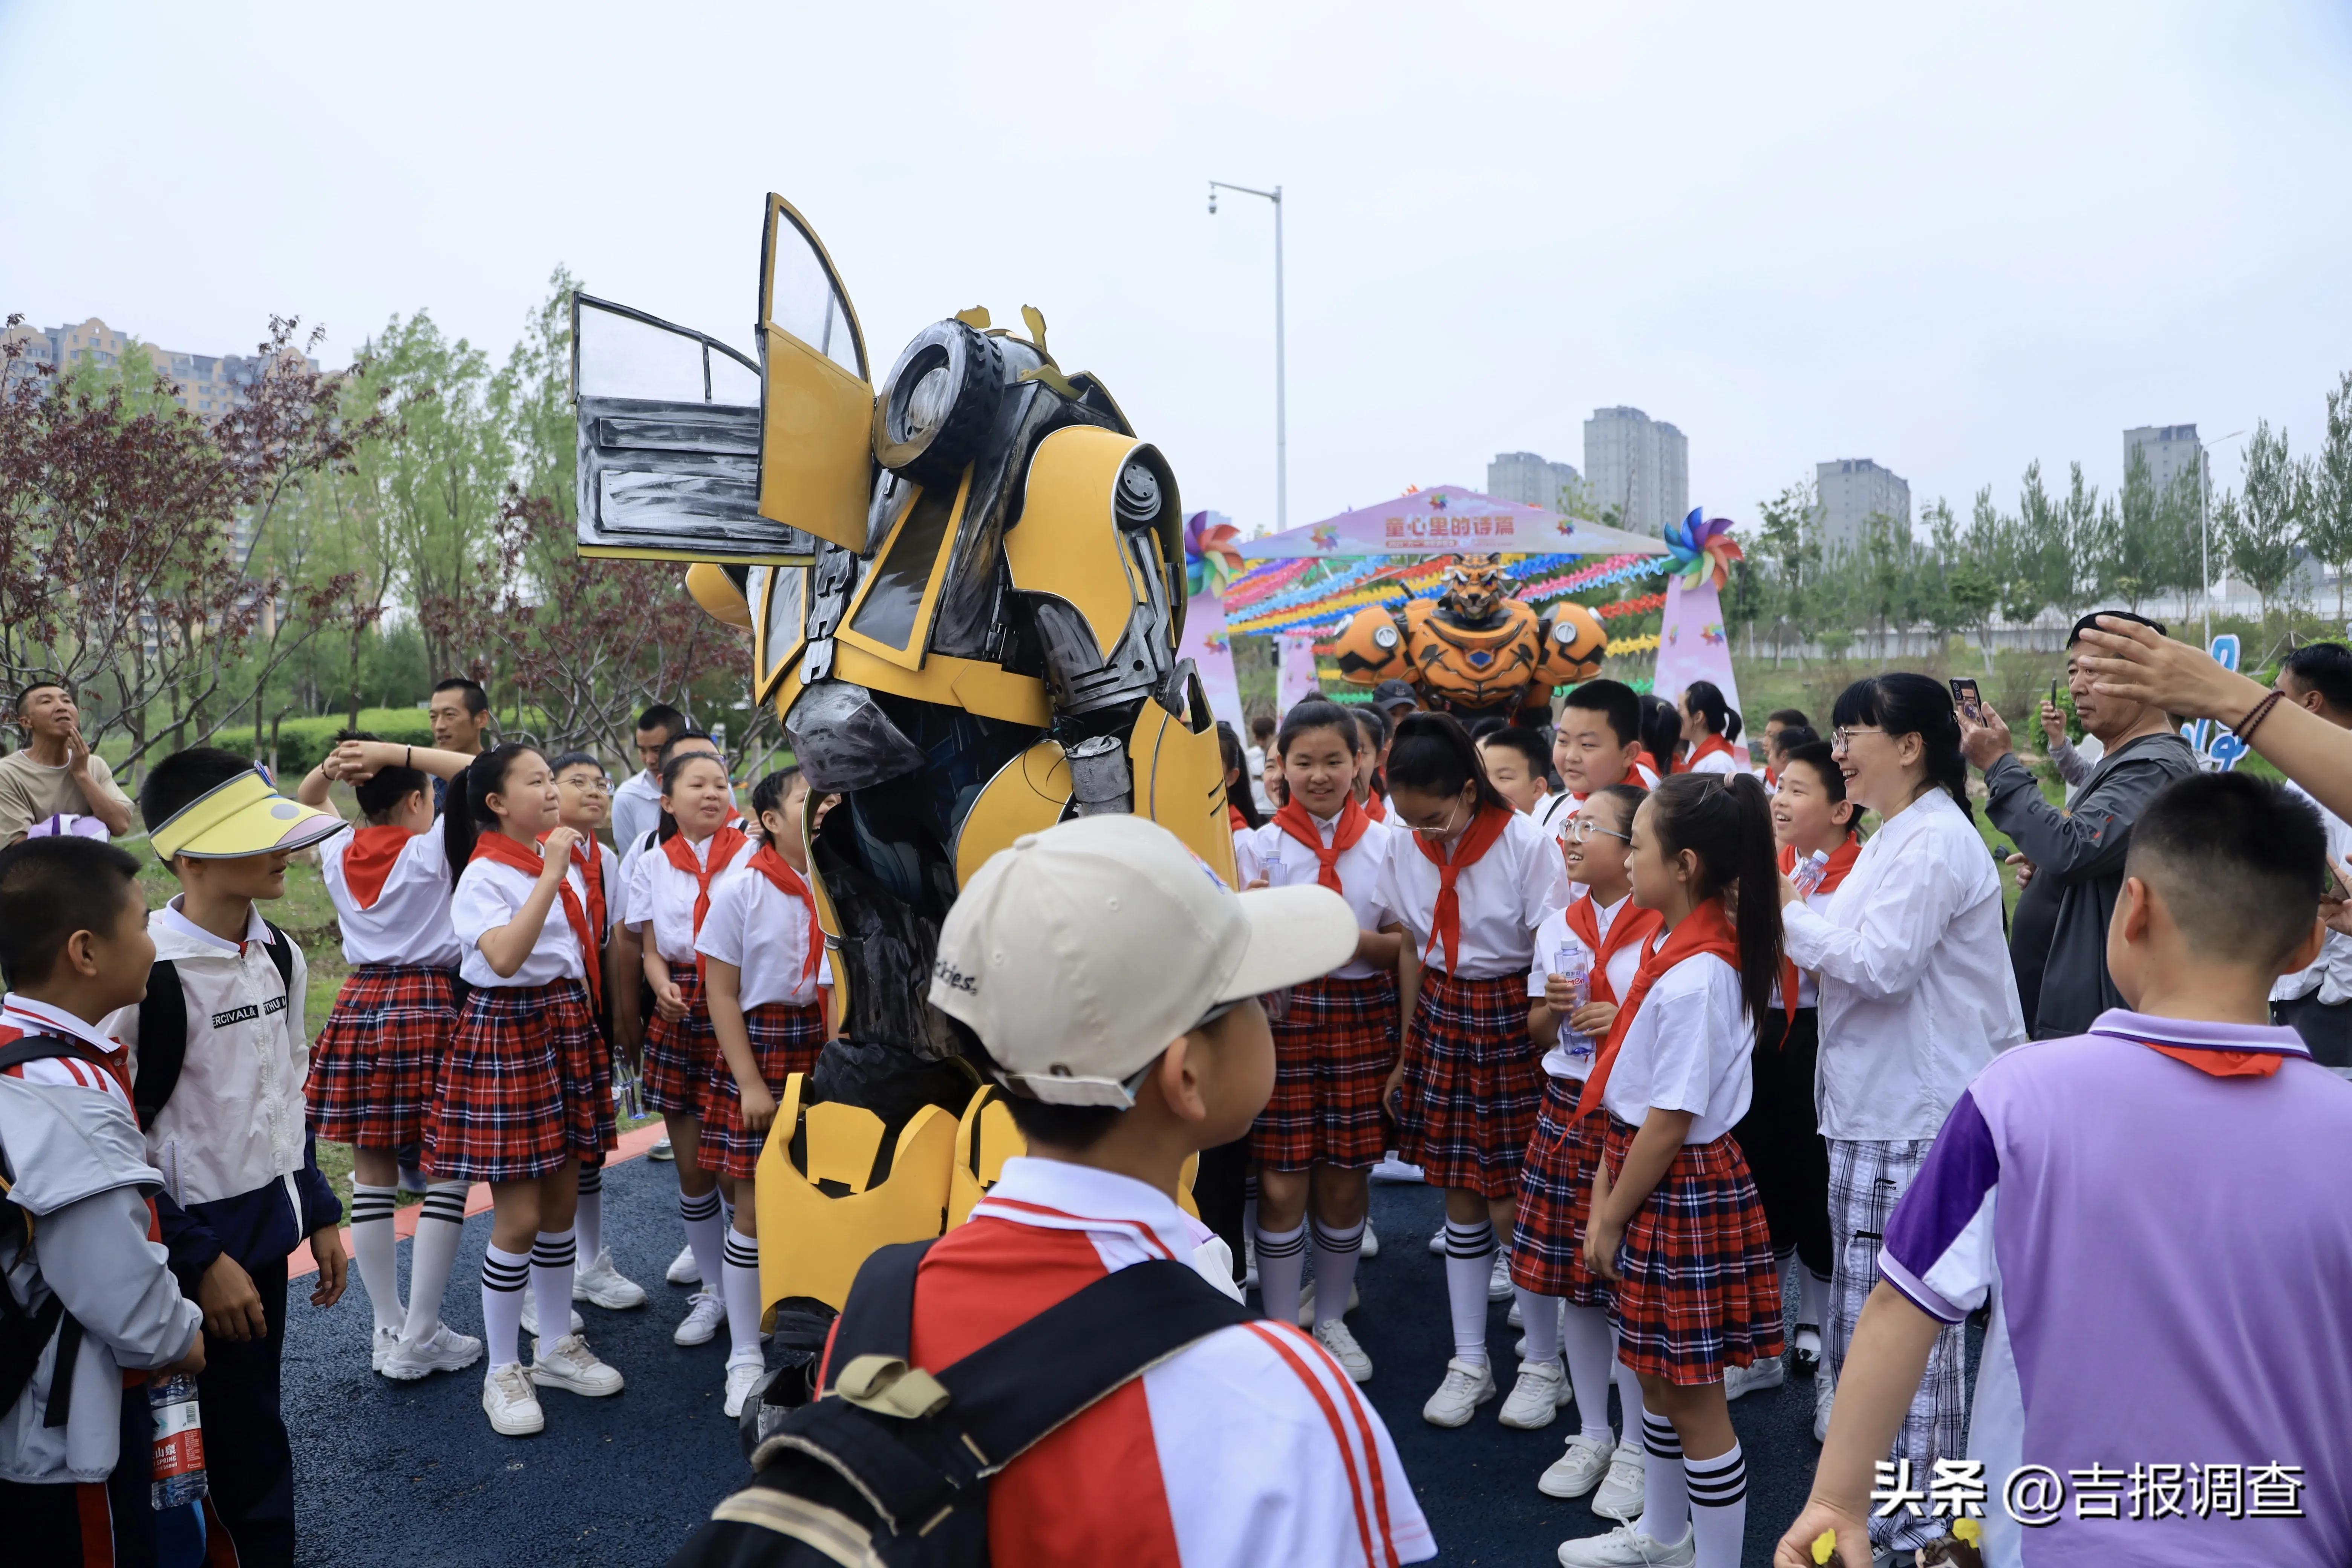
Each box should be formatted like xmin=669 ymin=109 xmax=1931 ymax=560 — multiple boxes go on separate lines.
xmin=1775 ymin=672 xmax=2026 ymax=1562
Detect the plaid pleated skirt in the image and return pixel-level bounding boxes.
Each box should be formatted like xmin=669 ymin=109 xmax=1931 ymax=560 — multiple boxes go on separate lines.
xmin=1510 ymin=1076 xmax=1610 ymax=1306
xmin=1252 ymin=973 xmax=1399 ymax=1171
xmin=306 ymin=964 xmax=457 ymax=1148
xmin=422 ymin=979 xmax=615 ymax=1184
xmin=1395 ymin=968 xmax=1541 ymax=1199
xmin=700 ymin=1000 xmax=826 ymax=1179
xmin=1601 ymin=1116 xmax=1785 ymax=1386
xmin=642 ymin=964 xmax=715 ymax=1115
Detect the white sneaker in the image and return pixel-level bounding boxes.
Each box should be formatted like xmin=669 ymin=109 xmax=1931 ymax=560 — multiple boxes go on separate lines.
xmin=1370 ymin=1156 xmax=1424 ymax=1183
xmin=674 ymin=1288 xmax=726 ymax=1347
xmin=1314 ymin=1319 xmax=1373 ymax=1383
xmin=1724 ymin=1353 xmax=1786 ymax=1401
xmin=1421 ymin=1356 xmax=1497 ymax=1427
xmin=1539 ymin=1433 xmax=1617 ymax=1498
xmin=1359 ymin=1220 xmax=1380 ymax=1259
xmin=1243 ymin=1234 xmax=1259 ymax=1291
xmin=1427 ymin=1229 xmax=1446 ymax=1256
xmin=1813 ymin=1367 xmax=1836 ymax=1443
xmin=1498 ymin=1357 xmax=1571 ymax=1429
xmin=1591 ymin=1443 xmax=1647 ymax=1522
xmin=1514 ymin=1334 xmax=1529 ymax=1360
xmin=723 ymin=1357 xmax=766 ymax=1418
xmin=519 ymin=1293 xmax=582 ymax=1339
xmin=482 ymin=1363 xmax=545 ymax=1436
xmin=649 ymin=1137 xmax=675 ymax=1162
xmin=531 ymin=1332 xmax=624 ymax=1396
xmin=1507 ymin=1297 xmax=1524 ymax=1328
xmin=1294 ymin=1279 xmax=1360 ymax=1327
xmin=1555 ymin=1523 xmax=1695 ymax=1566
xmin=1488 ymin=1250 xmax=1514 ymax=1302
xmin=574 ymin=1249 xmax=648 ymax=1309
xmin=383 ymin=1322 xmax=485 ymax=1380
xmin=666 ymin=1242 xmax=701 ymax=1286
xmin=370 ymin=1325 xmax=401 ymax=1373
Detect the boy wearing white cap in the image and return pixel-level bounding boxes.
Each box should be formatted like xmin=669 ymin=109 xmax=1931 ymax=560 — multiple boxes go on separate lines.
xmin=895 ymin=814 xmax=1436 ymax=1567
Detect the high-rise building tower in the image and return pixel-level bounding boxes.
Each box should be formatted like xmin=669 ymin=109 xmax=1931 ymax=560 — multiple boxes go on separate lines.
xmin=1581 ymin=406 xmax=1688 ymax=536
xmin=1486 ymin=450 xmax=1582 ymax=510
xmin=1814 ymin=458 xmax=1913 ymax=553
xmin=2124 ymin=424 xmax=2203 ymax=500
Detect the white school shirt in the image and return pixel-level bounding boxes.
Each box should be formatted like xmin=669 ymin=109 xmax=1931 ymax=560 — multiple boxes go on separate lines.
xmin=451 ymin=854 xmax=588 ymax=989
xmin=1685 ymin=747 xmax=1741 ymax=777
xmin=609 ymin=770 xmax=662 ymax=858
xmin=1375 ymin=808 xmax=1568 ymax=978
xmin=1598 ymin=950 xmax=1754 ymax=1142
xmin=2272 ymin=779 xmax=2352 ymax=1007
xmin=1767 ymin=871 xmax=1841 ymax=1011
xmin=1527 ymin=894 xmax=1645 ymax=1080
xmin=625 ymin=831 xmax=754 ymax=965
xmin=1237 ymin=814 xmax=1397 ymax=980
xmin=1780 ymin=788 xmax=2026 ymax=1141
xmin=695 ymin=862 xmax=833 ymax=1010
xmin=315 ymin=821 xmax=462 ymax=969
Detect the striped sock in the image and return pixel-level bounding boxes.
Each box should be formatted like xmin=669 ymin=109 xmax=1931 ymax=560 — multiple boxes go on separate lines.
xmin=1634 ymin=1411 xmax=1688 ymax=1545
xmin=531 ymin=1228 xmax=577 ymax=1348
xmin=349 ymin=1183 xmax=402 ymax=1334
xmin=1442 ymin=1219 xmax=1496 ymax=1365
xmin=1256 ymin=1220 xmax=1308 ymax=1328
xmin=400 ymin=1181 xmax=470 ymax=1346
xmin=721 ymin=1228 xmax=764 ymax=1364
xmin=1308 ymin=1217 xmax=1364 ymax=1332
xmin=680 ymin=1188 xmax=723 ymax=1295
xmin=1686 ymin=1440 xmax=1746 ymax=1568
xmin=481 ymin=1245 xmax=530 ymax=1369
xmin=576 ymin=1162 xmax=604 ymax=1263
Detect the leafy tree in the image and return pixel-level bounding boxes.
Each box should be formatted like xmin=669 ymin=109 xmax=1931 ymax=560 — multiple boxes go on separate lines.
xmin=2102 ymin=445 xmax=2168 ymax=609
xmin=1751 ymin=478 xmax=1820 ymax=665
xmin=2307 ymin=371 xmax=2352 ymax=620
xmin=2230 ymin=419 xmax=2308 ymax=623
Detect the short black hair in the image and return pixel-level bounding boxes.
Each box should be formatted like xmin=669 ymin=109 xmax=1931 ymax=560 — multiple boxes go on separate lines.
xmin=1561 ymin=678 xmax=1642 ymax=750
xmin=2069 ymin=609 xmax=2165 ymax=647
xmin=1771 ymin=723 xmax=1820 ymax=757
xmin=2128 ymin=772 xmax=2327 ymax=970
xmin=1249 ymin=714 xmax=1276 ymax=743
xmin=548 ymin=750 xmax=605 ymax=779
xmin=431 ymin=676 xmax=489 ymax=716
xmin=1767 ymin=708 xmax=1808 ymax=729
xmin=2281 ymin=643 xmax=2352 ymax=717
xmin=636 ymin=703 xmax=688 ymax=739
xmin=751 ymin=766 xmax=806 ymax=821
xmin=139 ymin=747 xmax=253 ymax=840
xmin=1002 ymin=1095 xmax=1126 ymax=1153
xmin=657 ymin=730 xmax=718 ymax=769
xmin=0 ymin=836 xmax=145 ymax=988
xmin=1779 ymin=739 xmax=1846 ymax=805
xmin=1479 ymin=726 xmax=1550 ymax=780
xmin=12 ymin=680 xmax=66 ymax=717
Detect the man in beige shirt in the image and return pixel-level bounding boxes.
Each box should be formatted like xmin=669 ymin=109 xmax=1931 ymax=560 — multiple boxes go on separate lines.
xmin=0 ymin=682 xmax=136 ymax=845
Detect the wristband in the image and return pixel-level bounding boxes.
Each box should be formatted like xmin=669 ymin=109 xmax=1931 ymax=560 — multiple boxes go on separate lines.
xmin=2232 ymin=689 xmax=2283 ymax=742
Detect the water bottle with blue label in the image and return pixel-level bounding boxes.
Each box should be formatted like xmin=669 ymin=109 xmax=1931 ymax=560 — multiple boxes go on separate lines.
xmin=1553 ymin=939 xmax=1594 ymax=1067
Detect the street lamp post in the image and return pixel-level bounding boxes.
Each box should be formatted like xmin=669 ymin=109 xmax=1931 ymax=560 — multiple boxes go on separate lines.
xmin=1208 ymin=180 xmax=1285 ymax=533
xmin=2200 ymin=429 xmax=2247 ymax=647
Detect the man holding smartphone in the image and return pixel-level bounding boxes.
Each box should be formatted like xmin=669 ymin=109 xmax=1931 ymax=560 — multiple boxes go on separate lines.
xmin=2268 ymin=643 xmax=2352 ymax=1065
xmin=1957 ymin=611 xmax=2197 ymax=1037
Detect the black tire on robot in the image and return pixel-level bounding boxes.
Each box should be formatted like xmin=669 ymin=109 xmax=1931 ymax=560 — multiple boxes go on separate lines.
xmin=872 ymin=320 xmax=1004 ymax=488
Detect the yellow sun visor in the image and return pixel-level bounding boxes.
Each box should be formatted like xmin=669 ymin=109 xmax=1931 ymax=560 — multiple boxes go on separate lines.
xmin=147 ymin=769 xmax=349 ymax=862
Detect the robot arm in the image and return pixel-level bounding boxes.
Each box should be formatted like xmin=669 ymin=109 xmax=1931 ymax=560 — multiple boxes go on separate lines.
xmin=1332 ymin=605 xmax=1409 ymax=687
xmin=1534 ymin=602 xmax=1609 ymax=688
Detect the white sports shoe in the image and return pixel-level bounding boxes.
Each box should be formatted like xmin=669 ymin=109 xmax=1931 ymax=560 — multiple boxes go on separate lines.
xmin=1790 ymin=1322 xmax=1822 ymax=1377
xmin=1294 ymin=1279 xmax=1361 ymax=1327
xmin=1315 ymin=1319 xmax=1373 ymax=1383
xmin=1813 ymin=1367 xmax=1836 ymax=1443
xmin=1539 ymin=1433 xmax=1617 ymax=1498
xmin=383 ymin=1322 xmax=485 ymax=1381
xmin=674 ymin=1288 xmax=727 ymax=1347
xmin=1498 ymin=1357 xmax=1572 ymax=1429
xmin=530 ymin=1332 xmax=625 ymax=1397
xmin=1591 ymin=1443 xmax=1647 ymax=1522
xmin=1427 ymin=1228 xmax=1446 ymax=1255
xmin=574 ymin=1249 xmax=648 ymax=1309
xmin=1370 ymin=1156 xmax=1424 ymax=1184
xmin=1506 ymin=1297 xmax=1524 ymax=1328
xmin=1421 ymin=1356 xmax=1497 ymax=1427
xmin=666 ymin=1242 xmax=701 ymax=1286
xmin=1555 ymin=1523 xmax=1695 ymax=1566
xmin=723 ymin=1357 xmax=767 ymax=1418
xmin=483 ymin=1363 xmax=545 ymax=1436
xmin=519 ymin=1293 xmax=583 ymax=1339
xmin=370 ymin=1325 xmax=400 ymax=1373
xmin=649 ymin=1137 xmax=675 ymax=1162
xmin=1243 ymin=1234 xmax=1259 ymax=1291
xmin=1724 ymin=1353 xmax=1786 ymax=1401
xmin=1359 ymin=1220 xmax=1380 ymax=1259
xmin=1487 ymin=1250 xmax=1514 ymax=1302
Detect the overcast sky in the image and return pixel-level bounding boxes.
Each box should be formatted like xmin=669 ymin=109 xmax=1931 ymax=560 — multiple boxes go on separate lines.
xmin=4 ymin=1 xmax=2349 ymax=539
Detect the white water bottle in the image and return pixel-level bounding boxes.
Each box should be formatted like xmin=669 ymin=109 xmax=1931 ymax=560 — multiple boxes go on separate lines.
xmin=1791 ymin=849 xmax=1831 ymax=897
xmin=1553 ymin=941 xmax=1594 ymax=1066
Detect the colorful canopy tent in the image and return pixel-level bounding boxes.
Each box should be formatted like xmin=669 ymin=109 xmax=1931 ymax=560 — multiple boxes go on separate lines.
xmin=1236 ymin=485 xmax=1671 ymax=561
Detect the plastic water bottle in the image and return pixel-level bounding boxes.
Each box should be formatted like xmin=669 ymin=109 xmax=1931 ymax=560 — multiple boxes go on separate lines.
xmin=1553 ymin=941 xmax=1594 ymax=1067
xmin=1790 ymin=849 xmax=1831 ymax=897
xmin=149 ymin=1372 xmax=208 ymax=1510
xmin=611 ymin=1051 xmax=645 ymax=1121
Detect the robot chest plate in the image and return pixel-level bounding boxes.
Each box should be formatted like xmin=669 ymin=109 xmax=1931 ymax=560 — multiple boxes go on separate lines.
xmin=1405 ymin=602 xmax=1539 ymax=695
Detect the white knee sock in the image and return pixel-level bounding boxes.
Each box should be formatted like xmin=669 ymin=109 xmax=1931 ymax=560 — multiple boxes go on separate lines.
xmin=576 ymin=1163 xmax=604 ymax=1262
xmin=1442 ymin=1219 xmax=1496 ymax=1366
xmin=1686 ymin=1439 xmax=1747 ymax=1568
xmin=349 ymin=1183 xmax=403 ymax=1333
xmin=1634 ymin=1411 xmax=1688 ymax=1544
xmin=722 ymin=1226 xmax=765 ymax=1364
xmin=1256 ymin=1220 xmax=1308 ymax=1328
xmin=1309 ymin=1218 xmax=1364 ymax=1331
xmin=1798 ymin=1265 xmax=1829 ymax=1333
xmin=680 ymin=1188 xmax=724 ymax=1293
xmin=401 ymin=1181 xmax=469 ymax=1345
xmin=1613 ymin=1326 xmax=1646 ymax=1437
xmin=1242 ymin=1172 xmax=1259 ymax=1251
xmin=481 ymin=1244 xmax=530 ymax=1370
xmin=1516 ymin=1287 xmax=1563 ymax=1363
xmin=1560 ymin=1302 xmax=1615 ymax=1444
xmin=531 ymin=1228 xmax=577 ymax=1345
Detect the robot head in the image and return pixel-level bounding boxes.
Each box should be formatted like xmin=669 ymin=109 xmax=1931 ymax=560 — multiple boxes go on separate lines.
xmin=1442 ymin=553 xmax=1508 ymax=623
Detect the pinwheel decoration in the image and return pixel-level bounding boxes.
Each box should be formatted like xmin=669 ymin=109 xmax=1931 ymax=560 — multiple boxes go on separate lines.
xmin=1663 ymin=508 xmax=1744 ymax=591
xmin=1184 ymin=511 xmax=1244 ymax=598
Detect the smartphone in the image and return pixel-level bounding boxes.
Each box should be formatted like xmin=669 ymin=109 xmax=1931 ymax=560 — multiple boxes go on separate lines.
xmin=2050 ymin=680 xmax=2060 ymax=708
xmin=1949 ymin=677 xmax=1982 ymax=721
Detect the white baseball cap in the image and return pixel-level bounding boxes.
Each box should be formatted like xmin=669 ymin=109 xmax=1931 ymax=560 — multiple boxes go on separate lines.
xmin=929 ymin=813 xmax=1360 ymax=1107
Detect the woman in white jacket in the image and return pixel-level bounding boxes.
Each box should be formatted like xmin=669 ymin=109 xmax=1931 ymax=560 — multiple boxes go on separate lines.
xmin=1776 ymin=672 xmax=2026 ymax=1564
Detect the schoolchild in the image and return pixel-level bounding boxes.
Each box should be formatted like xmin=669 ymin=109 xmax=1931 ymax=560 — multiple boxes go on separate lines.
xmin=1555 ymin=773 xmax=1785 ymax=1568
xmin=1673 ymin=682 xmax=1743 ymax=776
xmin=1376 ymin=712 xmax=1570 ymax=1427
xmin=1235 ymin=700 xmax=1403 ymax=1385
xmin=1351 ymin=705 xmax=1393 ymax=822
xmin=1542 ymin=680 xmax=1661 ymax=841
xmin=1509 ymin=784 xmax=1660 ymax=1521
xmin=1760 ymin=709 xmax=1811 ymax=791
xmin=107 ymin=749 xmax=351 ymax=1568
xmin=1637 ymin=695 xmax=1683 ymax=781
xmin=295 ymin=735 xmax=484 ymax=1380
xmin=1217 ymin=720 xmax=1265 ymax=847
xmin=696 ymin=767 xmax=833 ymax=1417
xmin=623 ymin=748 xmax=754 ymax=1349
xmin=433 ymin=744 xmax=625 ymax=1438
xmin=0 ymin=836 xmax=205 ymax=1568
xmin=1478 ymin=726 xmax=1554 ymax=816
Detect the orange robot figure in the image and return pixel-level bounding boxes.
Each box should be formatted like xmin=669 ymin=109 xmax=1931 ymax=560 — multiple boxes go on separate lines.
xmin=1332 ymin=553 xmax=1607 ymax=724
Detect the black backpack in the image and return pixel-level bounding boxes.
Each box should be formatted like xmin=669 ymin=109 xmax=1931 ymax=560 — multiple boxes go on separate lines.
xmin=669 ymin=1238 xmax=1254 ymax=1568
xmin=0 ymin=1033 xmax=129 ymax=1426
xmin=133 ymin=924 xmax=295 ymax=1128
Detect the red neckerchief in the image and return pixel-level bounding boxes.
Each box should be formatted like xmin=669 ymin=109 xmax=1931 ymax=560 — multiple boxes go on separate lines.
xmin=341 ymin=824 xmax=414 ymax=910
xmin=663 ymin=823 xmax=749 ymax=940
xmin=1412 ymin=803 xmax=1514 ymax=972
xmin=471 ymin=830 xmax=601 ymax=1016
xmin=1774 ymin=835 xmax=1860 ymax=1024
xmin=544 ymin=829 xmax=605 ymax=943
xmin=749 ymin=842 xmax=826 ymax=990
xmin=1675 ymin=735 xmax=1736 ymax=773
xmin=1561 ymin=892 xmax=1664 ymax=1006
xmin=1764 ymin=766 xmax=1779 ymax=789
xmin=1362 ymin=792 xmax=1389 ymax=824
xmin=1573 ymin=897 xmax=1742 ymax=1119
xmin=1228 ymin=802 xmax=1251 ymax=835
xmin=1272 ymin=795 xmax=1371 ymax=894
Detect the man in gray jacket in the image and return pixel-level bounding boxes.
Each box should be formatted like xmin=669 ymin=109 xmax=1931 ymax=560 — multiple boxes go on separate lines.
xmin=1960 ymin=611 xmax=2201 ymax=1037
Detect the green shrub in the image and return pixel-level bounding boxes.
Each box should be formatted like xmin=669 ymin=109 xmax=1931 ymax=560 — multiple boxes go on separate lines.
xmin=266 ymin=709 xmax=439 ymax=778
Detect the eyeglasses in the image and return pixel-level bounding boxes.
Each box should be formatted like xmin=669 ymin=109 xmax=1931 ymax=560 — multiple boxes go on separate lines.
xmin=1831 ymin=726 xmax=1885 ymax=754
xmin=560 ymin=777 xmax=612 ymax=795
xmin=1566 ymin=818 xmax=1629 ymax=844
xmin=1410 ymin=799 xmax=1468 ymax=838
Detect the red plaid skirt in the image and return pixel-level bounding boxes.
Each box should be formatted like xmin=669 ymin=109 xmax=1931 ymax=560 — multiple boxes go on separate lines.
xmin=1600 ymin=1116 xmax=1785 ymax=1386
xmin=1510 ymin=1076 xmax=1610 ymax=1306
xmin=700 ymin=1001 xmax=825 ymax=1179
xmin=1395 ymin=968 xmax=1541 ymax=1199
xmin=423 ymin=980 xmax=615 ymax=1184
xmin=1252 ymin=973 xmax=1398 ymax=1171
xmin=642 ymin=965 xmax=715 ymax=1115
xmin=306 ymin=964 xmax=457 ymax=1149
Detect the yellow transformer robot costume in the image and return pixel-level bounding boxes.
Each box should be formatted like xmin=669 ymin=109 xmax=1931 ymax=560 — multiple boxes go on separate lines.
xmin=571 ymin=195 xmax=1228 ymax=1380
xmin=1331 ymin=552 xmax=1608 ymax=725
